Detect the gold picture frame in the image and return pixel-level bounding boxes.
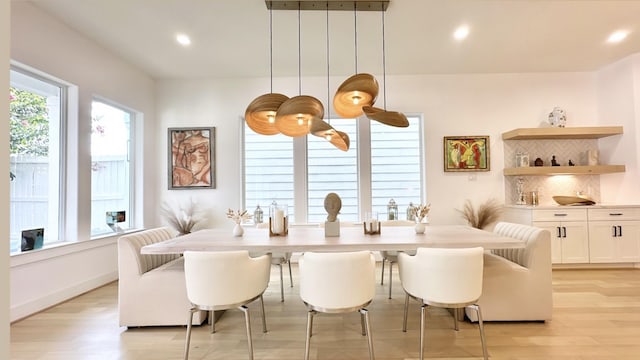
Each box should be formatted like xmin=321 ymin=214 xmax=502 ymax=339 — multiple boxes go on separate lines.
xmin=443 ymin=135 xmax=490 ymax=172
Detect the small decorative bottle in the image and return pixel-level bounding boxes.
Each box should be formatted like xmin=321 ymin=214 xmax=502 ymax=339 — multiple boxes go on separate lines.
xmin=253 ymin=204 xmax=263 ymax=224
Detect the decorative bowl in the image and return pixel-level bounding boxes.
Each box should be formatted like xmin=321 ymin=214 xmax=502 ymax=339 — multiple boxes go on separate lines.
xmin=552 ymin=195 xmax=596 ymax=206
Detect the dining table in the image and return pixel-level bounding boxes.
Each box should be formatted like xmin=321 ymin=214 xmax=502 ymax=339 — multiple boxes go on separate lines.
xmin=140 ymin=224 xmax=525 ymax=255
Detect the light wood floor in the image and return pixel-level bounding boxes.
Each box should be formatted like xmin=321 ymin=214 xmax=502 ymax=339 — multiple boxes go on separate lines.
xmin=10 ymin=266 xmax=640 ymax=360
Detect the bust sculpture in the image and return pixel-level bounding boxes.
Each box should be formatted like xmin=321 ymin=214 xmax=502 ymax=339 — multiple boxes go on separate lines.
xmin=324 ymin=192 xmax=342 ymax=222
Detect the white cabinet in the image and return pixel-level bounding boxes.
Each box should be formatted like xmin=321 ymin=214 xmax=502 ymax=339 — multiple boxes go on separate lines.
xmin=588 ymin=208 xmax=640 ymax=263
xmin=531 ymin=209 xmax=589 ymax=264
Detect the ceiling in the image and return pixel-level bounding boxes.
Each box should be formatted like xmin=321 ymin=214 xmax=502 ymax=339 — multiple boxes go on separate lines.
xmin=23 ymin=0 xmax=640 ymax=80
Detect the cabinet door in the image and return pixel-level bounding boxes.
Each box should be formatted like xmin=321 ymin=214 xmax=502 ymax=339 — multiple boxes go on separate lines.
xmin=533 ymin=222 xmax=563 ymax=264
xmin=562 ymin=221 xmax=590 ymax=264
xmin=588 ymin=222 xmax=616 ymax=263
xmin=616 ymin=221 xmax=640 ymax=262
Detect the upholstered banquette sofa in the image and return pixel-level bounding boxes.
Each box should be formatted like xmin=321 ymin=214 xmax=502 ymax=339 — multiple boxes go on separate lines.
xmin=118 ymin=227 xmax=206 ymax=327
xmin=465 ymin=221 xmax=553 ymax=322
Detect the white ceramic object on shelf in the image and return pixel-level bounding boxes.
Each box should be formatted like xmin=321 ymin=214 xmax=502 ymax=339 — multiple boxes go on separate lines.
xmin=233 ymin=223 xmax=244 ymax=237
xmin=548 ymin=107 xmax=567 ymax=128
xmin=414 ymin=222 xmax=426 ymax=234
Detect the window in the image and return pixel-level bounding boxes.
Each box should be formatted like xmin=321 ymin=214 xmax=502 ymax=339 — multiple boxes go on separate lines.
xmin=90 ymin=100 xmax=134 ymax=236
xmin=243 ymin=130 xmax=295 ymax=223
xmin=243 ymin=115 xmax=424 ymax=224
xmin=307 ymin=120 xmax=358 ymax=222
xmin=371 ymin=117 xmax=423 ymax=218
xmin=9 ymin=67 xmax=65 ymax=253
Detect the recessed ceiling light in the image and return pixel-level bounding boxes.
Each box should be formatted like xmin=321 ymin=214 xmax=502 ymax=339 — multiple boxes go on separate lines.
xmin=453 ymin=25 xmax=469 ymax=41
xmin=176 ymin=33 xmax=191 ymax=46
xmin=607 ymin=30 xmax=629 ymax=43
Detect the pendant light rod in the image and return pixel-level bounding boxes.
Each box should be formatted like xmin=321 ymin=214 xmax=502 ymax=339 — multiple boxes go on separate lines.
xmin=298 ymin=2 xmax=302 ymax=95
xmin=269 ymin=2 xmax=274 ymax=93
xmin=326 ymin=1 xmax=331 ymax=122
xmin=381 ymin=7 xmax=386 ymax=109
xmin=353 ymin=2 xmax=358 ymax=74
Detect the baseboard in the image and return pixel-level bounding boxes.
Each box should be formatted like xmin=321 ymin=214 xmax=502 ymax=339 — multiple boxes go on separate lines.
xmin=552 ymin=263 xmax=639 ymax=270
xmin=10 ymin=271 xmax=118 ymax=323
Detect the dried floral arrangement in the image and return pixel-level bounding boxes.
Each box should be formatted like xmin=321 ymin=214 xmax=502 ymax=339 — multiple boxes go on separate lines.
xmin=226 ymin=209 xmax=252 ymax=224
xmin=415 ymin=203 xmax=431 ymax=222
xmin=160 ymin=198 xmax=206 ymax=235
xmin=457 ymin=198 xmax=503 ymax=229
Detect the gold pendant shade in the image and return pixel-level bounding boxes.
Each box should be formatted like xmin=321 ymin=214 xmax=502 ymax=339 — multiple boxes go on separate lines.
xmin=329 ymin=130 xmax=350 ymax=151
xmin=333 ymin=73 xmax=379 ymax=118
xmin=363 ymin=106 xmax=409 ymax=127
xmin=245 ymin=93 xmax=290 ymax=135
xmin=310 ymin=118 xmax=350 ymax=151
xmin=275 ymin=95 xmax=324 ymax=137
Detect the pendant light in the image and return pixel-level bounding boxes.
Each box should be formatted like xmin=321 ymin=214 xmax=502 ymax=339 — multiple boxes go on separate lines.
xmin=245 ymin=3 xmax=289 ymax=135
xmin=333 ymin=3 xmax=378 ymax=119
xmin=275 ymin=4 xmax=323 ymax=137
xmin=363 ymin=5 xmax=409 ymax=127
xmin=310 ymin=2 xmax=350 ymax=151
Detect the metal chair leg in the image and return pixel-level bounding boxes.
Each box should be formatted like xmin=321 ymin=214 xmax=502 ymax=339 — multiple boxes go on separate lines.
xmin=278 ymin=263 xmax=285 ymax=302
xmin=360 ymin=308 xmax=375 ymax=360
xmin=360 ymin=310 xmax=366 ymax=336
xmin=470 ymin=304 xmax=489 ymax=360
xmin=305 ymin=310 xmax=315 ymax=360
xmin=419 ymin=304 xmax=427 ymax=360
xmin=240 ymin=305 xmax=254 ymax=360
xmin=453 ymin=308 xmax=459 ymax=331
xmin=184 ymin=308 xmax=196 ymax=360
xmin=380 ymin=258 xmax=386 ymax=285
xmin=259 ymin=295 xmax=268 ymax=333
xmin=388 ymin=261 xmax=394 ymax=299
xmin=210 ymin=310 xmax=215 ymax=333
xmin=288 ymin=259 xmax=293 ymax=287
xmin=402 ymin=292 xmax=410 ymax=332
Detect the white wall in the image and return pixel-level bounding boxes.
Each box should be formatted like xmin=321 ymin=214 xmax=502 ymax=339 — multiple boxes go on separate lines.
xmin=9 ymin=2 xmax=156 ymax=321
xmin=2 ymin=0 xmax=11 ymax=355
xmin=157 ymin=71 xmax=617 ymax=225
xmin=597 ymin=54 xmax=640 ymax=203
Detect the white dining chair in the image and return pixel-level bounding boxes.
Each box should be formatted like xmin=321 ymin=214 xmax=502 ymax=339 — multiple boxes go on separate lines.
xmin=183 ymin=250 xmax=271 ymax=360
xmin=379 ymin=220 xmax=415 ymax=299
xmin=299 ymin=251 xmax=377 ymax=360
xmin=398 ymin=247 xmax=488 ymax=360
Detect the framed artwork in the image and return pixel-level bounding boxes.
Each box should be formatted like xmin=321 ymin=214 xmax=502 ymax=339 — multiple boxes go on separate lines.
xmin=168 ymin=127 xmax=215 ymax=189
xmin=443 ymin=135 xmax=490 ymax=172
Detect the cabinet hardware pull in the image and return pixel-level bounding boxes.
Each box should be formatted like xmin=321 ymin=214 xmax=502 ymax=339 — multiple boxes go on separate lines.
xmin=556 ymin=227 xmax=562 ymax=238
xmin=609 ymin=213 xmax=623 ymax=216
xmin=618 ymin=225 xmax=623 ymax=237
xmin=554 ymin=214 xmax=568 ymax=217
xmin=562 ymin=226 xmax=567 ymax=238
xmin=612 ymin=226 xmax=617 ymax=237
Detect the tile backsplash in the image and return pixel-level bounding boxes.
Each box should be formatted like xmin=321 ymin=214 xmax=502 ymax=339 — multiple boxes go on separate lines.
xmin=504 ymin=138 xmax=601 ymax=205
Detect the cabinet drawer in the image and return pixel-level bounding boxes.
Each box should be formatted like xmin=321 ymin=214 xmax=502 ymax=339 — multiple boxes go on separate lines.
xmin=532 ymin=208 xmax=587 ymax=222
xmin=588 ymin=208 xmax=640 ymax=221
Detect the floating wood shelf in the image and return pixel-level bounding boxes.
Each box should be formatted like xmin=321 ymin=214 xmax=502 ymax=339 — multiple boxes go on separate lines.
xmin=502 ymin=126 xmax=623 ymax=140
xmin=503 ymin=165 xmax=626 ymax=176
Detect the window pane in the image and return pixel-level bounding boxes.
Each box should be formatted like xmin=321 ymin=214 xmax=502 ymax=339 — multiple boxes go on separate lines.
xmin=91 ymin=100 xmax=132 ymax=236
xmin=307 ymin=120 xmax=358 ymax=222
xmin=9 ymin=68 xmax=63 ymax=253
xmin=371 ymin=116 xmax=423 ymax=220
xmin=244 ymin=128 xmax=295 ymax=223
